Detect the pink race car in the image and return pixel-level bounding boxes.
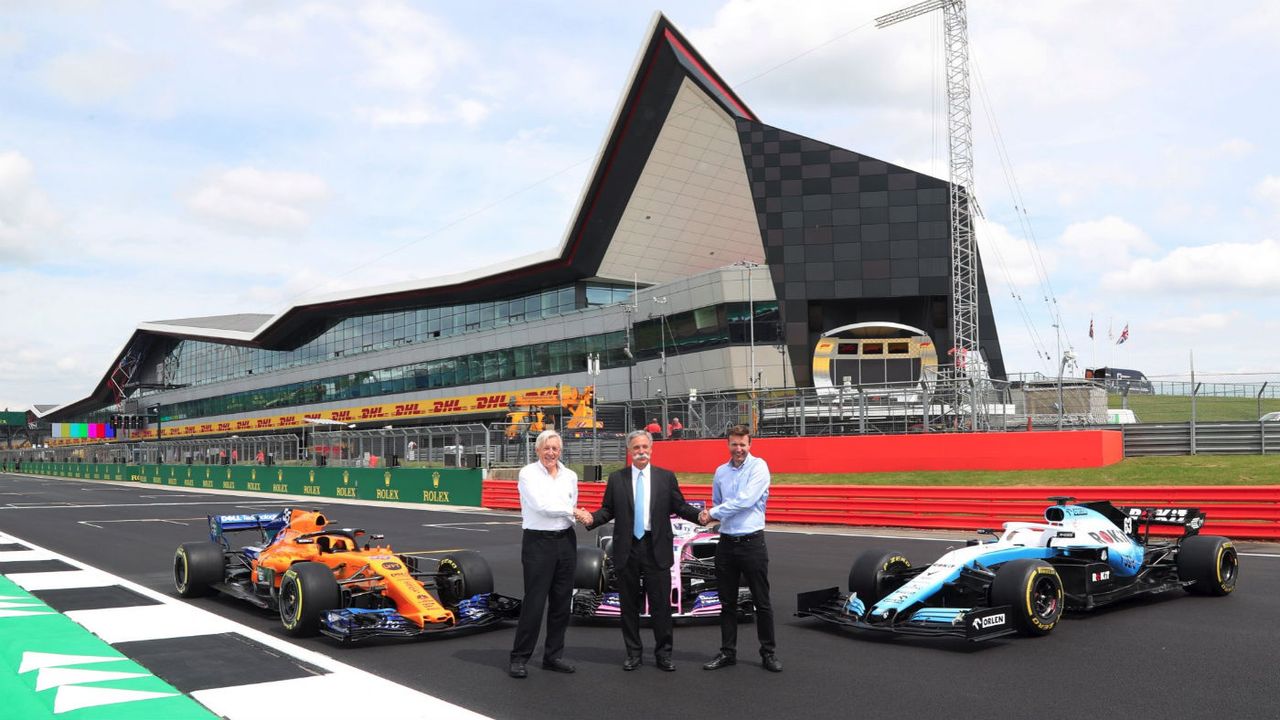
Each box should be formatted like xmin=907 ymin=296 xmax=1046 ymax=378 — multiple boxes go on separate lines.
xmin=571 ymin=508 xmax=755 ymax=620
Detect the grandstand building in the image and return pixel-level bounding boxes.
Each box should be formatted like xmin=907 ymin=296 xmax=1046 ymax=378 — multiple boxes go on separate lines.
xmin=36 ymin=14 xmax=1004 ymax=442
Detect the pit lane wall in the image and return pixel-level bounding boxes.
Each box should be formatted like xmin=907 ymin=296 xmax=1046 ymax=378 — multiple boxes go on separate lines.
xmin=647 ymin=430 xmax=1125 ymax=473
xmin=481 ymin=483 xmax=1280 ymax=540
xmin=13 ymin=462 xmax=482 ymax=507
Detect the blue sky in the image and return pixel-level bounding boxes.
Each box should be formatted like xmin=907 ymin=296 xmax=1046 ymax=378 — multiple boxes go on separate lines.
xmin=2 ymin=0 xmax=1278 ymax=411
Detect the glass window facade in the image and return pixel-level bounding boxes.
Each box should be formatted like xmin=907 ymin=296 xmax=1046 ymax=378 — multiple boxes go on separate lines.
xmin=160 ymin=330 xmax=631 ymax=422
xmin=161 ymin=282 xmax=635 ymax=388
xmin=632 ymin=301 xmax=779 ymax=359
xmin=147 ymin=300 xmax=780 ymax=422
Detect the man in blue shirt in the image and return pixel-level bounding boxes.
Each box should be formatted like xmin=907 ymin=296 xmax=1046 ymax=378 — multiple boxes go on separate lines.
xmin=699 ymin=425 xmax=781 ymax=673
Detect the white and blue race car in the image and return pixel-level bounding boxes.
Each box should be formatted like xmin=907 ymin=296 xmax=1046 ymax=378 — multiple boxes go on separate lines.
xmin=797 ymin=497 xmax=1238 ymax=641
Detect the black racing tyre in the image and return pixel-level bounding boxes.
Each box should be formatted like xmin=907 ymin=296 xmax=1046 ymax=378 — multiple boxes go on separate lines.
xmin=278 ymin=562 xmax=341 ymax=637
xmin=174 ymin=542 xmax=225 ymax=598
xmin=573 ymin=546 xmax=607 ymax=593
xmin=436 ymin=550 xmax=494 ymax=606
xmin=598 ymin=534 xmax=614 ymax=559
xmin=848 ymin=549 xmax=911 ymax=602
xmin=990 ymin=559 xmax=1064 ymax=636
xmin=1177 ymin=535 xmax=1239 ymax=596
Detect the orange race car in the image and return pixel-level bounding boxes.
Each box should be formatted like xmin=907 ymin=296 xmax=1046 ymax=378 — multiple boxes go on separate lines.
xmin=173 ymin=507 xmax=518 ymax=642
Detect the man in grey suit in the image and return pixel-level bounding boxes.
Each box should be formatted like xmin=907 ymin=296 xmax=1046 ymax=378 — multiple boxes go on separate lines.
xmin=576 ymin=430 xmax=702 ymax=671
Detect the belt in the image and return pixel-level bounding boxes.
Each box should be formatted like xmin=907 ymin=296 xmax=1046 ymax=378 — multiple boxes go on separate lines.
xmin=524 ymin=528 xmax=572 ymax=538
xmin=720 ymin=530 xmax=763 ymax=542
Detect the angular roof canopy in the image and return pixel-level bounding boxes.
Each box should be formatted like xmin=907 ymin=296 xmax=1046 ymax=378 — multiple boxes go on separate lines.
xmin=40 ymin=13 xmax=767 ymax=420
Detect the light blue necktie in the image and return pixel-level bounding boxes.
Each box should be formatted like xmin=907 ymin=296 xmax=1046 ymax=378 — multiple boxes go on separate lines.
xmin=633 ymin=470 xmax=646 ymax=539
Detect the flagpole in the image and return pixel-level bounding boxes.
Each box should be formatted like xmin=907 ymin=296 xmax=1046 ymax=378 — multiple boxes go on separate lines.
xmin=1089 ymin=315 xmax=1095 ymax=369
xmin=1107 ymin=316 xmax=1113 ymax=366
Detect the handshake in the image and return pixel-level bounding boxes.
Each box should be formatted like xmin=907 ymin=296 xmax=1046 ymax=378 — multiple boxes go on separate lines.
xmin=571 ymin=507 xmax=716 ymax=526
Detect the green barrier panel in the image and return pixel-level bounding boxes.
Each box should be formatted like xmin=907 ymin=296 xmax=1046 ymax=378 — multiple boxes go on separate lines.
xmin=20 ymin=462 xmax=483 ymax=507
xmin=352 ymin=467 xmax=482 ymax=506
xmin=0 ymin=576 xmax=217 ymax=720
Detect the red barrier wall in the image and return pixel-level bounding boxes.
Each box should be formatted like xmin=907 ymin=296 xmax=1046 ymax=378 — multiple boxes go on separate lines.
xmin=481 ymin=482 xmax=1280 ymax=540
xmin=646 ymin=430 xmax=1124 ymax=474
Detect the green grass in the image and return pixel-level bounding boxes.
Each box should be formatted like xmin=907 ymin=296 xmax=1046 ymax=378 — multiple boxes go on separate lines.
xmin=669 ymin=455 xmax=1280 ymax=486
xmin=1112 ymin=394 xmax=1280 ymax=423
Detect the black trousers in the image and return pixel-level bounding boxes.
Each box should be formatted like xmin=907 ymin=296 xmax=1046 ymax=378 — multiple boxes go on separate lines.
xmin=618 ymin=534 xmax=674 ymax=659
xmin=510 ymin=529 xmax=576 ymax=663
xmin=714 ymin=533 xmax=775 ymax=658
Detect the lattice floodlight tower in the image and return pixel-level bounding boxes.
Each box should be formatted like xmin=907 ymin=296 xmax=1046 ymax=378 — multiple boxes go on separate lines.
xmin=877 ymin=0 xmax=988 ymax=428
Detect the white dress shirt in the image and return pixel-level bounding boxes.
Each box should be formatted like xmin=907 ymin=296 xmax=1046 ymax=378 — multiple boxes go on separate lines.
xmin=518 ymin=460 xmax=578 ymax=530
xmin=632 ymin=464 xmax=650 ymax=533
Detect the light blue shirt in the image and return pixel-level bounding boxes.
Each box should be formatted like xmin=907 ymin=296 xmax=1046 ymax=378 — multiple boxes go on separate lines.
xmin=709 ymin=452 xmax=770 ymax=535
xmin=632 ymin=464 xmax=651 ymax=533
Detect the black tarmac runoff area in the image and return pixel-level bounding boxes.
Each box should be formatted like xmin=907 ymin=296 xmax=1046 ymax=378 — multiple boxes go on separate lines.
xmin=2 ymin=472 xmax=1278 ymax=720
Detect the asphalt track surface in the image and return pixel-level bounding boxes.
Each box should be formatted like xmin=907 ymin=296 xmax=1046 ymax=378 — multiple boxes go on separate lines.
xmin=2 ymin=472 xmax=1278 ymax=720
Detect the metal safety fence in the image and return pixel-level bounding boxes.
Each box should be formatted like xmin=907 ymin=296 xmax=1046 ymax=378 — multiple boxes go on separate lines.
xmin=599 ymin=377 xmax=1111 ymax=439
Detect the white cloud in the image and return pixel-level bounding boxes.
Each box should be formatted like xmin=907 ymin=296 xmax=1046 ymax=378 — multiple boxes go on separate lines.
xmin=0 ymin=30 xmax=24 ymax=58
xmin=184 ymin=167 xmax=331 ymax=233
xmin=1057 ymin=216 xmax=1157 ymax=269
xmin=0 ymin=151 xmax=61 ymax=261
xmin=41 ymin=42 xmax=149 ymax=105
xmin=976 ymin=217 xmax=1048 ymax=289
xmin=1101 ymin=238 xmax=1280 ymax=294
xmin=357 ymin=97 xmax=492 ymax=127
xmin=1219 ymin=138 xmax=1254 ymax=158
xmin=354 ymin=1 xmax=466 ymax=93
xmin=1256 ymin=176 xmax=1280 ymax=209
xmin=1148 ymin=311 xmax=1235 ymax=335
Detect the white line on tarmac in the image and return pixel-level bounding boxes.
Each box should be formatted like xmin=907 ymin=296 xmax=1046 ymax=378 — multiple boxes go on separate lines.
xmin=19 ymin=471 xmax=1280 ymax=557
xmin=77 ymin=517 xmax=204 ymax=529
xmin=420 ymin=521 xmax=522 ymax=532
xmin=0 ymin=529 xmax=490 ymax=719
xmin=0 ymin=501 xmax=263 ymax=511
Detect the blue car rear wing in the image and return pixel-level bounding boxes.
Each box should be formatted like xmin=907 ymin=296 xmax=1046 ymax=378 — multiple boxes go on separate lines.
xmin=209 ymin=510 xmax=291 ymax=546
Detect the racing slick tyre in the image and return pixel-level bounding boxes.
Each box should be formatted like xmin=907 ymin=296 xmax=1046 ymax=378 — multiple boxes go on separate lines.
xmin=598 ymin=535 xmax=614 ymax=559
xmin=848 ymin=550 xmax=911 ymax=603
xmin=174 ymin=542 xmax=224 ymax=598
xmin=278 ymin=562 xmax=341 ymax=637
xmin=437 ymin=551 xmax=495 ymax=606
xmin=990 ymin=559 xmax=1064 ymax=636
xmin=573 ymin=546 xmax=607 ymax=594
xmin=1177 ymin=535 xmax=1238 ymax=596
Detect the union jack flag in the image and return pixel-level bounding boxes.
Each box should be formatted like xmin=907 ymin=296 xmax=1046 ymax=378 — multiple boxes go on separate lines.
xmin=1116 ymin=324 xmax=1130 ymax=345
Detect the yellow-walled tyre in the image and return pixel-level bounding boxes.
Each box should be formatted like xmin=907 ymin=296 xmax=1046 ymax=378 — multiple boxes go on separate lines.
xmin=848 ymin=549 xmax=911 ymax=603
xmin=990 ymin=559 xmax=1064 ymax=637
xmin=278 ymin=562 xmax=340 ymax=636
xmin=436 ymin=551 xmax=494 ymax=607
xmin=1178 ymin=535 xmax=1239 ymax=596
xmin=174 ymin=542 xmax=224 ymax=598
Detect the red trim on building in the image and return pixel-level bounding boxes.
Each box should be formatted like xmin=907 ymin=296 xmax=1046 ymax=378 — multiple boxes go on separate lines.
xmin=663 ymin=28 xmax=755 ymax=121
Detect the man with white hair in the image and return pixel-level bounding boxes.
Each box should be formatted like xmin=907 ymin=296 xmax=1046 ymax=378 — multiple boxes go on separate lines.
xmin=509 ymin=429 xmax=579 ymax=678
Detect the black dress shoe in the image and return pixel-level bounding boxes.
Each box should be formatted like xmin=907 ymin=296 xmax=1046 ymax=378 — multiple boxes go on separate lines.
xmin=762 ymin=654 xmax=783 ymax=673
xmin=509 ymin=662 xmax=527 ymax=679
xmin=656 ymin=657 xmax=676 ymax=672
xmin=702 ymin=653 xmax=736 ymax=670
xmin=623 ymin=656 xmax=642 ymax=671
xmin=542 ymin=658 xmax=576 ymax=673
